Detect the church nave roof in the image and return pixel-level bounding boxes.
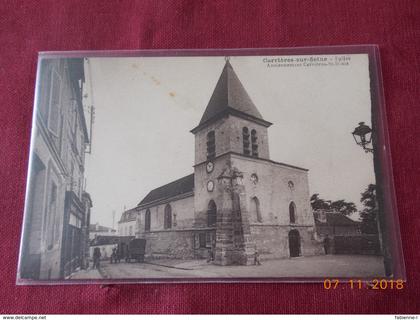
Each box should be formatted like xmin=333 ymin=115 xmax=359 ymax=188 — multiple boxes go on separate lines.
xmin=138 ymin=173 xmax=194 ymax=207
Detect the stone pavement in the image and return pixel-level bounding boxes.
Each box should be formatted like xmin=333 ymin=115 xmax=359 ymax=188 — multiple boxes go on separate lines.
xmin=69 ymin=266 xmax=103 ymax=279
xmin=74 ymin=254 xmax=385 ymax=280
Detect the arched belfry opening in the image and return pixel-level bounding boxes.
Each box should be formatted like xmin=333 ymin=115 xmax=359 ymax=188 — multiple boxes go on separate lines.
xmin=251 ymin=129 xmax=258 ymax=157
xmin=207 ymin=131 xmax=215 ymax=160
xmin=190 ymin=58 xmax=273 ymax=165
xmin=243 ymin=127 xmax=250 ymax=155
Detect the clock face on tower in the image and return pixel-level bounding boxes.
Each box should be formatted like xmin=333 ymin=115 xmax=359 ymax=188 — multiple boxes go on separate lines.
xmin=207 ymin=180 xmax=214 ymax=192
xmin=206 ymin=161 xmax=214 ymax=173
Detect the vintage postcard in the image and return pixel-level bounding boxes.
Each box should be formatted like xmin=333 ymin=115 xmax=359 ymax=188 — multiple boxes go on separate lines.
xmin=17 ymin=47 xmax=405 ymax=283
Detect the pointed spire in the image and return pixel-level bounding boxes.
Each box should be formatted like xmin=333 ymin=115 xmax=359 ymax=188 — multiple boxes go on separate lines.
xmin=193 ymin=59 xmax=271 ymax=131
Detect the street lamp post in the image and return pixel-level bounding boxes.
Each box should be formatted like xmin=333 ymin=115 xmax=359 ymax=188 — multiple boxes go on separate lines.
xmin=352 ymin=122 xmax=373 ymax=153
xmin=352 ymin=122 xmax=392 ymax=277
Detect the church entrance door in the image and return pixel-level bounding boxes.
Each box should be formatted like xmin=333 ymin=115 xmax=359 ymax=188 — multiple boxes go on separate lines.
xmin=288 ymin=229 xmax=301 ymax=257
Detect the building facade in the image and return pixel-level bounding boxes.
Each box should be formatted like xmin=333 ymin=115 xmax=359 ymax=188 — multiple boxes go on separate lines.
xmin=314 ymin=210 xmax=362 ymax=237
xmin=89 ymin=235 xmax=134 ymax=260
xmin=19 ymin=58 xmax=92 ymax=280
xmin=89 ymin=223 xmax=117 ymax=240
xmin=134 ymin=60 xmax=322 ymax=265
xmin=118 ymin=208 xmax=138 ymax=236
xmin=313 ymin=209 xmax=379 ymax=255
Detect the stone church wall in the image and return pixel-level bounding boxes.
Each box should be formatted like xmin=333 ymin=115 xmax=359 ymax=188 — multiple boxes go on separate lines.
xmin=136 ymin=195 xmax=195 ymax=258
xmin=194 ymin=115 xmax=270 ymax=165
xmin=137 ymin=195 xmax=195 ymax=233
xmin=250 ymin=225 xmax=323 ymax=260
xmin=143 ymin=230 xmax=195 ymax=259
xmin=193 ymin=154 xmax=230 ymax=228
xmin=136 ymin=120 xmax=322 ymax=261
xmin=225 ymin=116 xmax=270 ymax=160
xmin=194 ymin=150 xmax=314 ymax=229
xmin=232 ymin=154 xmax=323 ymax=259
xmin=194 ymin=152 xmax=322 ymax=261
xmin=229 ymin=154 xmax=314 ymax=226
xmin=195 ymin=116 xmax=232 ymax=165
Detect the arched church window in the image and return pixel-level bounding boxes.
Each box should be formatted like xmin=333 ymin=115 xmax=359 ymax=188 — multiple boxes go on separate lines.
xmin=251 ymin=129 xmax=258 ymax=157
xmin=207 ymin=131 xmax=215 ymax=160
xmin=207 ymin=200 xmax=217 ymax=227
xmin=243 ymin=127 xmax=250 ymax=155
xmin=250 ymin=197 xmax=262 ymax=223
xmin=164 ymin=204 xmax=172 ymax=229
xmin=145 ymin=209 xmax=151 ymax=231
xmin=289 ymin=201 xmax=296 ymax=224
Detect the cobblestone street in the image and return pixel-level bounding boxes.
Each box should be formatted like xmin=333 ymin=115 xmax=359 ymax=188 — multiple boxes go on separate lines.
xmin=71 ymin=255 xmax=385 ymax=280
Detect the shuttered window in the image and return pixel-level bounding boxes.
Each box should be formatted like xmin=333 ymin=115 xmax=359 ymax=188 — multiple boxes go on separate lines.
xmin=243 ymin=127 xmax=250 ymax=155
xmin=251 ymin=129 xmax=258 ymax=157
xmin=48 ymin=70 xmax=61 ymax=135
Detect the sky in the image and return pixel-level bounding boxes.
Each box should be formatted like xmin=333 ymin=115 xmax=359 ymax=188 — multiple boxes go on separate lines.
xmin=84 ymin=54 xmax=375 ymax=228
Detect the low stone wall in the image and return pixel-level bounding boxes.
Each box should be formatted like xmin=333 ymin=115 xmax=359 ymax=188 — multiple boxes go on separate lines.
xmin=333 ymin=234 xmax=381 ymax=255
xmin=144 ymin=230 xmax=195 ymax=259
xmin=142 ymin=225 xmax=324 ymax=261
xmin=250 ymin=224 xmax=323 ymax=260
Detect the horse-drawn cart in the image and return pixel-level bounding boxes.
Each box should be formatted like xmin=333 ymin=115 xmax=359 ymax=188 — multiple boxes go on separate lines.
xmin=125 ymin=238 xmax=146 ymax=262
xmin=110 ymin=238 xmax=146 ymax=263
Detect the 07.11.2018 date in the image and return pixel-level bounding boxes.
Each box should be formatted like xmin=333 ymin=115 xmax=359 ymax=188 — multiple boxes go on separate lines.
xmin=323 ymin=279 xmax=404 ymax=290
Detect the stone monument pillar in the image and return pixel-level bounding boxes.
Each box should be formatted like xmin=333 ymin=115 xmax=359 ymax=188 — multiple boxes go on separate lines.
xmin=214 ymin=163 xmax=255 ymax=265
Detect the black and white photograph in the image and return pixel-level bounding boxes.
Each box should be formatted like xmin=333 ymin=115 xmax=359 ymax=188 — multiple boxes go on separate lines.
xmin=17 ymin=49 xmax=403 ymax=283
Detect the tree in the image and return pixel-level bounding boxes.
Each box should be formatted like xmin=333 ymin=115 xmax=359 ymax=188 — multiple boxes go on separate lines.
xmin=330 ymin=200 xmax=357 ymax=216
xmin=360 ymin=184 xmax=378 ymax=234
xmin=310 ymin=194 xmax=357 ymax=216
xmin=310 ymin=194 xmax=331 ymax=210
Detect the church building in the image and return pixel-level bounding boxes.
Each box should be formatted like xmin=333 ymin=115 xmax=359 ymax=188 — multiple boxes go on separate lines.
xmin=132 ymin=59 xmax=322 ymax=265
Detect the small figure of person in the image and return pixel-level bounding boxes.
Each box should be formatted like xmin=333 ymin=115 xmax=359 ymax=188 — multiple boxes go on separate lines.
xmin=110 ymin=247 xmax=117 ymax=264
xmin=93 ymin=247 xmax=101 ymax=269
xmin=254 ymin=250 xmax=261 ymax=266
xmin=115 ymin=247 xmax=121 ymax=263
xmin=324 ymin=236 xmax=331 ymax=255
xmin=207 ymin=247 xmax=214 ymax=263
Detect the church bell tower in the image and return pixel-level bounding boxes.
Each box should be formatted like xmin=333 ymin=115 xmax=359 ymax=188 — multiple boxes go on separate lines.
xmin=191 ymin=58 xmax=272 ymax=165
xmin=191 ymin=58 xmax=272 ymax=265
